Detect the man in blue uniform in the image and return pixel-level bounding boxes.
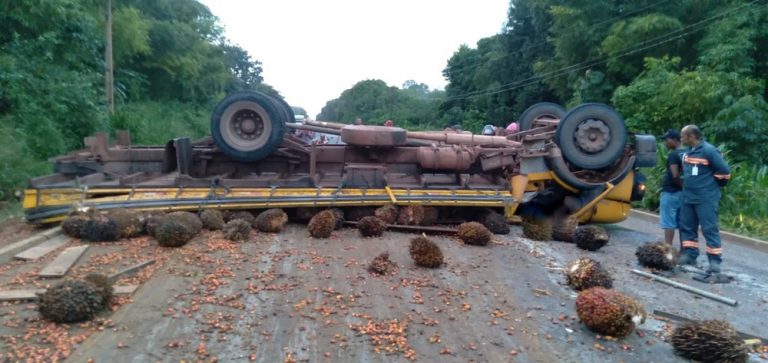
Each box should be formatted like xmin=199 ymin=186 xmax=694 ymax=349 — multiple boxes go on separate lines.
xmin=677 ymin=125 xmax=731 ymax=280
xmin=659 ymin=130 xmax=683 ymax=246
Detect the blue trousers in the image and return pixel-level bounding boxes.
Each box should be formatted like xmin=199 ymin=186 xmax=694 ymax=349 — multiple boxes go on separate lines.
xmin=679 ymin=200 xmax=722 ymax=263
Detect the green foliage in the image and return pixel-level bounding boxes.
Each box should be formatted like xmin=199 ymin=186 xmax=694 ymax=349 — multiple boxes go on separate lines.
xmin=706 ymin=95 xmax=768 ymax=164
xmin=108 ymin=101 xmax=209 ymax=145
xmin=612 ymin=56 xmax=763 ymax=134
xmin=0 ymin=0 xmax=278 ymax=202
xmin=601 ymin=14 xmax=684 ymax=82
xmin=317 ymin=79 xmax=445 ymax=130
xmin=112 ymin=6 xmax=152 ymax=61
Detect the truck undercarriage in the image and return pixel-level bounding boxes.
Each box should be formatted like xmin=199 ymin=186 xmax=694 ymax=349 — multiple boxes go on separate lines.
xmin=22 ymin=92 xmax=657 ymax=224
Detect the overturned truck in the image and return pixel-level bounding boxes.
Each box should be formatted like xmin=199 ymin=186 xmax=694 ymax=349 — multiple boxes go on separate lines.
xmin=22 ymin=91 xmax=657 ymax=225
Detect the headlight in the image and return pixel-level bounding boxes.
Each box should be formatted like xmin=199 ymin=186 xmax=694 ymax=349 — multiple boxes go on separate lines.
xmin=631 ymin=171 xmax=647 ymax=201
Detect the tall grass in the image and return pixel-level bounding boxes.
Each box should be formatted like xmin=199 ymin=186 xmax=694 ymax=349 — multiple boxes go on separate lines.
xmin=109 ymin=101 xmax=210 ymax=145
xmin=637 ymin=144 xmax=768 ymax=239
xmin=0 ymin=101 xmax=210 ymax=221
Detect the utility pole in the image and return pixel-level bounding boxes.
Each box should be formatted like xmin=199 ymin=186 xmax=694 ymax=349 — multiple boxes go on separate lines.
xmin=104 ymin=0 xmax=115 ymax=113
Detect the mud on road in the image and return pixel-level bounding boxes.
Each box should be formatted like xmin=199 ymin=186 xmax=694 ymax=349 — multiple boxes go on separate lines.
xmin=0 ymin=218 xmax=766 ymax=362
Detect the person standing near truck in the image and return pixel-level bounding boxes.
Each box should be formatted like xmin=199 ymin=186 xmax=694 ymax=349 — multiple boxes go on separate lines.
xmin=677 ymin=125 xmax=731 ymax=281
xmin=659 ymin=129 xmax=683 ymax=246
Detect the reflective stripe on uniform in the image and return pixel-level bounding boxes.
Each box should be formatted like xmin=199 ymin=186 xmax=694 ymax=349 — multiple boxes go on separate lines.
xmin=682 ymin=240 xmax=699 ymax=248
xmin=683 ymin=155 xmax=710 ymax=165
xmin=705 ymin=247 xmax=722 ymax=255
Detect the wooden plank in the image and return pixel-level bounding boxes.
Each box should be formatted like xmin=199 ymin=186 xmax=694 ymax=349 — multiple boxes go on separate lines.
xmin=0 ymin=226 xmax=62 ymax=257
xmin=108 ymin=260 xmax=156 ymax=282
xmin=114 ymin=285 xmax=138 ymax=295
xmin=38 ymin=245 xmax=90 ymax=278
xmin=0 ymin=285 xmax=139 ymax=302
xmin=14 ymin=235 xmax=71 ymax=261
xmin=0 ymin=289 xmax=46 ymax=302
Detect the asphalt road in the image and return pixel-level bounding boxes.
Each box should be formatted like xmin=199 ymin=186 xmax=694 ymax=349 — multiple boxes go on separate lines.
xmin=0 ymin=213 xmax=766 ymax=362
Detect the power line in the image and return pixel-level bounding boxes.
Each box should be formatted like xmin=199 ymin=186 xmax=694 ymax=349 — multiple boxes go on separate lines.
xmin=442 ymin=0 xmax=674 ymax=77
xmin=443 ymin=0 xmax=763 ymax=101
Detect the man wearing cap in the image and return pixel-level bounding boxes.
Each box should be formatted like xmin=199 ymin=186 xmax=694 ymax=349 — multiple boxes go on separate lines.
xmin=677 ymin=125 xmax=731 ymax=281
xmin=659 ymin=129 xmax=684 ymax=246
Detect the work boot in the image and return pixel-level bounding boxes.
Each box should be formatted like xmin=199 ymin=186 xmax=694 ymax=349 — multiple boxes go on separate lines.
xmin=707 ymin=259 xmax=722 ymax=274
xmin=677 ymin=253 xmax=697 ymax=267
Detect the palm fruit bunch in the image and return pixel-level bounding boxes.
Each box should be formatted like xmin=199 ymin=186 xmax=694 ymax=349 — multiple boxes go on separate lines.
xmin=457 ymin=222 xmax=492 ymax=246
xmin=199 ymin=209 xmax=225 ymax=231
xmin=409 ymin=235 xmax=444 ymax=268
xmin=374 ymin=204 xmax=398 ymax=224
xmin=107 ymin=209 xmax=143 ymax=238
xmin=62 ymin=214 xmax=90 ymax=238
xmin=80 ymin=215 xmax=120 ymax=242
xmin=156 ymin=211 xmax=202 ymax=247
xmin=565 ymin=258 xmax=613 ymax=291
xmin=635 ymin=242 xmax=678 ymax=270
xmin=421 ymin=207 xmax=439 ymax=226
xmin=37 ymin=280 xmax=105 ymax=323
xmin=368 ymin=252 xmax=397 ymax=275
xmin=670 ymin=320 xmax=747 ymax=363
xmin=574 ymin=225 xmax=610 ymax=251
xmin=326 ymin=208 xmax=345 ymax=230
xmin=575 ymin=287 xmax=646 ymax=337
xmin=521 ymin=216 xmax=553 ymax=241
xmin=291 ymin=207 xmax=318 ymax=223
xmin=227 ymin=210 xmax=255 ymax=225
xmin=346 ymin=207 xmax=376 ymax=222
xmin=480 ymin=211 xmax=509 ymax=235
xmin=308 ymin=210 xmax=336 ymax=238
xmin=144 ymin=213 xmax=166 ymax=237
xmin=254 ymin=209 xmax=288 ymax=233
xmin=223 ymin=219 xmax=252 ymax=241
xmin=83 ymin=273 xmax=114 ymax=308
xmin=358 ymin=216 xmax=387 ymax=237
xmin=396 ymin=205 xmax=424 ymax=226
xmin=552 ymin=215 xmax=579 ymax=242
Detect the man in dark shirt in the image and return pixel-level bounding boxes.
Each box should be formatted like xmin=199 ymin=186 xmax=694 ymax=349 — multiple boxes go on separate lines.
xmin=678 ymin=125 xmax=731 ymax=278
xmin=658 ymin=130 xmax=683 ymax=246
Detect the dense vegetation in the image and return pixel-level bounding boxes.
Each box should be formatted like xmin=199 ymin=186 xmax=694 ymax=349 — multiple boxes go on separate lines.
xmin=317 ymin=80 xmax=445 ymax=129
xmin=319 ymin=0 xmax=768 ymax=237
xmin=0 ymin=0 xmax=277 ymax=203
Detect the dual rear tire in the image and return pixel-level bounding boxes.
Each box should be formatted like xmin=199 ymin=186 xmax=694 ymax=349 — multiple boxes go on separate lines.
xmin=210 ymin=91 xmax=291 ymax=162
xmin=520 ymin=102 xmax=627 ymax=170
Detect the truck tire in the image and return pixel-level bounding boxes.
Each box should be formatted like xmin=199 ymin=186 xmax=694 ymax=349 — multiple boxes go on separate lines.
xmin=210 ymin=91 xmax=286 ymax=162
xmin=519 ymin=102 xmax=566 ymax=131
xmin=270 ymin=95 xmax=296 ymax=123
xmin=555 ymin=103 xmax=627 ymax=170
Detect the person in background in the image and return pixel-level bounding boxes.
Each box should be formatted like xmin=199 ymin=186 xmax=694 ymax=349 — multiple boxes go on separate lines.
xmin=353 ymin=117 xmax=364 ymax=125
xmin=482 ymin=124 xmax=496 ymax=136
xmin=506 ymin=121 xmax=519 ymax=134
xmin=658 ymin=129 xmax=684 ymax=247
xmin=384 ymin=119 xmax=394 ymax=127
xmin=677 ymin=125 xmax=731 ymax=282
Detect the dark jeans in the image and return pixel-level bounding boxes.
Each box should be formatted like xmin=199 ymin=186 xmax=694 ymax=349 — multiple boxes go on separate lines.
xmin=679 ymin=200 xmax=722 ymax=263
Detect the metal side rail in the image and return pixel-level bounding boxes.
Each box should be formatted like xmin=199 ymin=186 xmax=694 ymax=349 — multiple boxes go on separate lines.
xmin=23 ymin=187 xmax=516 ymax=224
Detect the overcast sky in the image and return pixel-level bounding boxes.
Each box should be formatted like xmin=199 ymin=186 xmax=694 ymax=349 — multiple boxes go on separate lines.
xmin=201 ymin=0 xmax=509 ymax=118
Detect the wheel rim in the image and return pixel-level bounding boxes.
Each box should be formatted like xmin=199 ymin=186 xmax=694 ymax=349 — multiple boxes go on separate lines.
xmin=219 ymin=100 xmax=273 ymax=152
xmin=574 ymin=119 xmax=610 ymax=154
